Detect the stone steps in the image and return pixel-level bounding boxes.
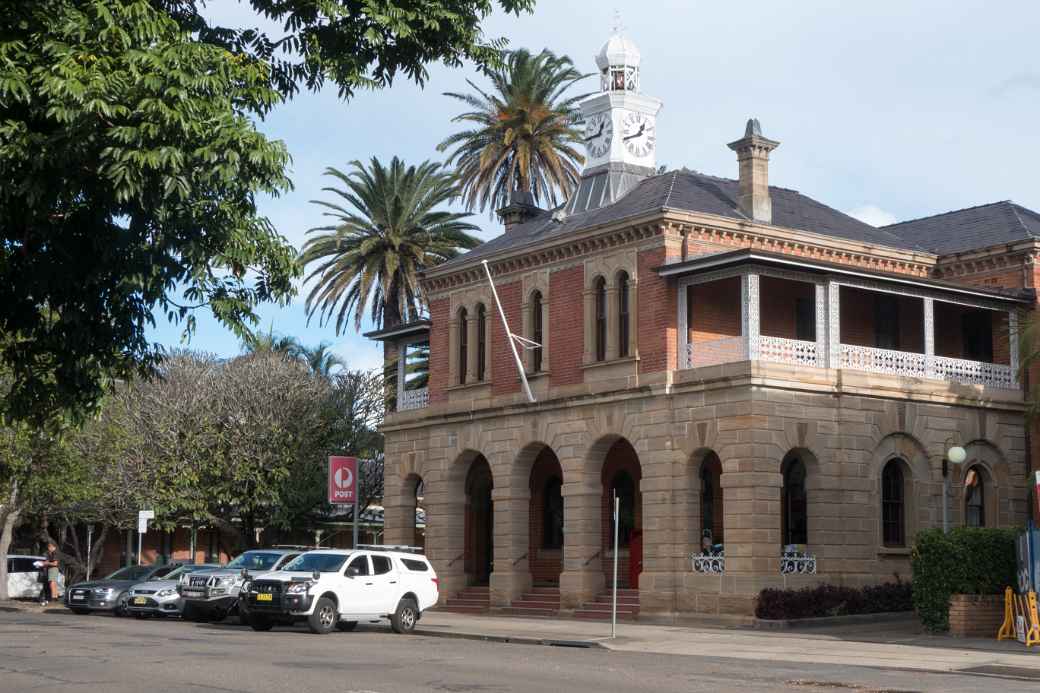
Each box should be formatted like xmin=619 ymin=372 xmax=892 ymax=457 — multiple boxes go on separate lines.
xmin=504 ymin=586 xmax=561 ymax=617
xmin=441 ymin=585 xmax=490 ymax=614
xmin=573 ymin=588 xmax=640 ymax=620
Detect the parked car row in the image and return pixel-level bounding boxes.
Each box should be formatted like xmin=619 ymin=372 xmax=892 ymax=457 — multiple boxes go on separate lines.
xmin=61 ymin=545 xmax=438 ymax=635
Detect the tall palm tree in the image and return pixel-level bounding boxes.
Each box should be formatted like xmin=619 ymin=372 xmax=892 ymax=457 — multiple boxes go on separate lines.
xmin=438 ymin=48 xmax=590 ymax=215
xmin=300 ymin=157 xmax=481 ymax=332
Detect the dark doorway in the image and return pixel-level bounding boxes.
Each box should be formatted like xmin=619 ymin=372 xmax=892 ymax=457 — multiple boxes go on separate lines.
xmin=528 ymin=447 xmax=564 ymax=586
xmin=601 ymin=438 xmax=642 ymax=588
xmin=465 ymin=456 xmax=493 ymax=585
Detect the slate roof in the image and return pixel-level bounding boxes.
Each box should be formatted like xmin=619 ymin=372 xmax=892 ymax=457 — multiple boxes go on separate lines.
xmin=881 ymin=201 xmax=1040 ymax=255
xmin=436 ymin=169 xmax=928 ymax=271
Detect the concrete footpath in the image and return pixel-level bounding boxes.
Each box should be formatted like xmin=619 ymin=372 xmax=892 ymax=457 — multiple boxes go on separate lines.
xmin=417 ymin=611 xmax=1040 ymax=675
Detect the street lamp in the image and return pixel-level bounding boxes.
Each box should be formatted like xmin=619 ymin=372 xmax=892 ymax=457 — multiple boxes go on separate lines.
xmin=942 ymin=444 xmax=967 ymax=533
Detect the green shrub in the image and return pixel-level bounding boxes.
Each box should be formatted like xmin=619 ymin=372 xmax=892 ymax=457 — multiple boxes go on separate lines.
xmin=911 ymin=527 xmax=1018 ymax=632
xmin=756 ymin=581 xmax=912 ymax=620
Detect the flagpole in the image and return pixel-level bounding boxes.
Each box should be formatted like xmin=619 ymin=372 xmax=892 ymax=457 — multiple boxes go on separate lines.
xmin=482 ymin=260 xmax=536 ymax=403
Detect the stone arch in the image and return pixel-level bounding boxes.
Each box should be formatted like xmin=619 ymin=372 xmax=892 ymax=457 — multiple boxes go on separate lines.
xmin=597 ymin=436 xmax=643 ymax=588
xmin=462 ymin=455 xmax=494 ymax=585
xmin=957 ymin=440 xmax=1008 ymax=528
xmin=401 ymin=473 xmax=425 ymax=549
xmin=780 ymin=448 xmax=817 ymax=548
xmin=685 ymin=448 xmax=724 ymax=555
xmin=871 ymin=433 xmax=929 ymax=549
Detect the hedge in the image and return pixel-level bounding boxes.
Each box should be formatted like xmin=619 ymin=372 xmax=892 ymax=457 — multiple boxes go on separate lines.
xmin=910 ymin=527 xmax=1018 ymax=633
xmin=755 ymin=581 xmax=912 ymax=620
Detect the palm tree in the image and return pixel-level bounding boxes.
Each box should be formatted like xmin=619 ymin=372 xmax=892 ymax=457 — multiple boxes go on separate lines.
xmin=299 ymin=342 xmax=346 ymax=378
xmin=300 ymin=157 xmax=481 ymax=332
xmin=438 ymin=48 xmax=590 ymax=215
xmin=241 ymin=326 xmax=301 ymax=357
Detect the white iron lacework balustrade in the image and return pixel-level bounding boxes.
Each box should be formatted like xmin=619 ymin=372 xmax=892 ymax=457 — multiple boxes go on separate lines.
xmin=690 ymin=550 xmax=725 ymax=574
xmin=398 ymin=388 xmax=429 ymax=411
xmin=779 ymin=550 xmax=816 ymax=575
xmin=839 ymin=344 xmax=927 ymax=378
xmin=758 ymin=336 xmax=818 ymax=367
xmin=687 ymin=337 xmax=746 ymax=368
xmin=932 ymin=356 xmax=1016 ymax=390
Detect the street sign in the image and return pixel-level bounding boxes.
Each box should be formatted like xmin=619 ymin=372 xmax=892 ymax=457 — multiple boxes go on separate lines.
xmin=137 ymin=510 xmax=155 ymax=534
xmin=328 ymin=456 xmax=358 ymax=505
xmin=1034 ymin=471 xmax=1040 ymax=519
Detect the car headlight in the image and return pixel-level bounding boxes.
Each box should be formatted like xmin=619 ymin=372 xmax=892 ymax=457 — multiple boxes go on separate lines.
xmin=94 ymin=587 xmax=113 ymax=596
xmin=286 ymin=581 xmax=313 ymax=594
xmin=218 ymin=576 xmax=234 ymax=586
xmin=157 ymin=589 xmax=176 ymax=598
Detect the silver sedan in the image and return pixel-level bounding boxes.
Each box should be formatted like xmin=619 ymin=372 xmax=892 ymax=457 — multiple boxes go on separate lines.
xmin=126 ymin=564 xmax=221 ymax=618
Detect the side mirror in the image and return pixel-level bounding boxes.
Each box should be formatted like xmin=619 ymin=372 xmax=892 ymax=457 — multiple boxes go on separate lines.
xmin=312 ymin=570 xmax=320 ymax=581
xmin=345 ymin=566 xmax=359 ymax=578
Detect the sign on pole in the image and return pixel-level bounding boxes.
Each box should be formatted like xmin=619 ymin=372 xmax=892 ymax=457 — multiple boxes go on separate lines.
xmin=328 ymin=456 xmax=358 ymax=504
xmin=137 ymin=510 xmax=154 ymax=566
xmin=329 ymin=456 xmax=360 ymax=549
xmin=1034 ymin=471 xmax=1040 ymax=520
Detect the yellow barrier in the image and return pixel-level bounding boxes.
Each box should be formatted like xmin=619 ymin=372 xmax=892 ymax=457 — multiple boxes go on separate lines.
xmin=997 ymin=586 xmax=1040 ymax=647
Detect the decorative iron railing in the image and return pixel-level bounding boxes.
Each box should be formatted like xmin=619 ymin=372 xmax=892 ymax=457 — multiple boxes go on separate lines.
xmin=779 ymin=550 xmax=817 ymax=575
xmin=398 ymin=387 xmax=429 ymax=411
xmin=932 ymin=355 xmax=1017 ymax=390
xmin=690 ymin=550 xmax=725 ymax=575
xmin=840 ymin=344 xmax=927 ymax=378
xmin=759 ymin=336 xmax=819 ymax=367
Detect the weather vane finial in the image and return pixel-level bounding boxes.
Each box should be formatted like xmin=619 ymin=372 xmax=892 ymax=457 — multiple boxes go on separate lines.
xmin=612 ymin=9 xmax=624 ymax=36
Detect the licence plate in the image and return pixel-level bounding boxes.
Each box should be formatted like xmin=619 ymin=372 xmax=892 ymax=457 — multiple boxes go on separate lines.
xmin=72 ymin=594 xmax=85 ymax=600
xmin=133 ymin=597 xmax=147 ymax=605
xmin=256 ymin=593 xmax=272 ymax=602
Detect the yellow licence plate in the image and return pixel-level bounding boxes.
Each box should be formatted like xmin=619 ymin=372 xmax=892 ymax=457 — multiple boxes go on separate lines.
xmin=256 ymin=593 xmax=272 ymax=602
xmin=133 ymin=597 xmax=147 ymax=605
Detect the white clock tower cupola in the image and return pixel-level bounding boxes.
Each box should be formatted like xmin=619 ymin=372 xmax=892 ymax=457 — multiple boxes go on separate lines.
xmin=564 ymin=23 xmax=664 ymax=215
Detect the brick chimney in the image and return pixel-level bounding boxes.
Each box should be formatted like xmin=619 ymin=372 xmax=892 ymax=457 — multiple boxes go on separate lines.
xmin=727 ymin=118 xmax=780 ymax=224
xmin=496 ymin=190 xmax=541 ymax=234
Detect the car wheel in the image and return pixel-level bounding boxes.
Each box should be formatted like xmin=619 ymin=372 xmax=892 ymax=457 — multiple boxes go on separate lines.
xmin=181 ymin=602 xmax=206 ymax=622
xmin=307 ymin=597 xmax=337 ymax=635
xmin=335 ymin=620 xmax=358 ymax=632
xmin=113 ymin=595 xmax=129 ymax=617
xmin=249 ymin=615 xmax=273 ymax=632
xmin=71 ymin=608 xmax=90 ymax=616
xmin=390 ymin=598 xmax=418 ymax=634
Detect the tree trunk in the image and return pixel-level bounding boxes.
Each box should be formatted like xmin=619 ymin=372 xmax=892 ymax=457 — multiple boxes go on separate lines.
xmin=0 ymin=481 xmax=23 ymax=601
xmin=384 ymin=276 xmax=404 ymax=329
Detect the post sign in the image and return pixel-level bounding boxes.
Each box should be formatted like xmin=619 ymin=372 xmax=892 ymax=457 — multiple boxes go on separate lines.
xmin=137 ymin=510 xmax=155 ymax=534
xmin=328 ymin=456 xmax=358 ymax=505
xmin=1034 ymin=471 xmax=1040 ymax=519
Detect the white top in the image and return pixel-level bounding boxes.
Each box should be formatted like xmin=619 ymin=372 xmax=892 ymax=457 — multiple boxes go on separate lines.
xmin=596 ymin=33 xmax=641 ymax=71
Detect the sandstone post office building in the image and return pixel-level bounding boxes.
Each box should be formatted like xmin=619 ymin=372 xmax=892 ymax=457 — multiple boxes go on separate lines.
xmin=370 ymin=32 xmax=1038 ymax=618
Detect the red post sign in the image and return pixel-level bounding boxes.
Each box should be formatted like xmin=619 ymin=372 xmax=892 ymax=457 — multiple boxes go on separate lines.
xmin=328 ymin=456 xmax=358 ymax=505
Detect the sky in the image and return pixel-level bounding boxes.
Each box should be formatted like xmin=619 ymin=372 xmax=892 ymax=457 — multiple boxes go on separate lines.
xmin=147 ymin=0 xmax=1040 ymax=370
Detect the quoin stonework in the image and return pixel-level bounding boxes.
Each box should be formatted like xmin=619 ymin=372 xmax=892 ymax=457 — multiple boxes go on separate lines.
xmin=369 ymin=28 xmax=1039 ymax=619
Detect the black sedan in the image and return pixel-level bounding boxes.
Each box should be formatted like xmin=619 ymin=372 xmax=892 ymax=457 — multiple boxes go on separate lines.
xmin=65 ymin=563 xmax=184 ymax=616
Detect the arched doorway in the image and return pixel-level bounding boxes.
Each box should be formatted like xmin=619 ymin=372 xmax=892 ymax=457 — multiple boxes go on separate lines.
xmin=781 ymin=451 xmax=809 ymax=548
xmin=601 ymin=438 xmax=642 ymax=588
xmin=528 ymin=447 xmax=564 ymax=586
xmin=464 ymin=456 xmax=493 ymax=585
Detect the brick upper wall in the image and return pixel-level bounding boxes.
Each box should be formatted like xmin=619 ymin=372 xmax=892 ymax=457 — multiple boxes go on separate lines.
xmin=638 ymin=246 xmax=677 ymax=374
xmin=428 ymin=296 xmax=450 ymax=404
xmin=549 ymin=265 xmax=584 ymax=386
xmin=760 ymin=276 xmax=814 ymax=339
xmin=491 ymin=280 xmax=522 ymax=397
xmin=688 ymin=276 xmax=741 ymax=342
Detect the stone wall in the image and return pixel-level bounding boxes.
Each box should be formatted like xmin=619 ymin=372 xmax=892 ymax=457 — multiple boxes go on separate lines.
xmin=381 ymin=360 xmax=1029 ymax=617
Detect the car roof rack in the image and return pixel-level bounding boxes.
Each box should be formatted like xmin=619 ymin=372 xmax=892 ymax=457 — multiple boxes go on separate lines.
xmin=268 ymin=545 xmax=313 ymax=551
xmin=356 ymin=544 xmax=425 ymax=555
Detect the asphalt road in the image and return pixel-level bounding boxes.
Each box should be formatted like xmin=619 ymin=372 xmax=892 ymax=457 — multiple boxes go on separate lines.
xmin=1 ymin=609 xmax=1038 ymax=693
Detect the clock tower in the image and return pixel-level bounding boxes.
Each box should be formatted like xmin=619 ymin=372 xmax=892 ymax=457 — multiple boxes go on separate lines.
xmin=564 ymin=27 xmax=663 ymax=215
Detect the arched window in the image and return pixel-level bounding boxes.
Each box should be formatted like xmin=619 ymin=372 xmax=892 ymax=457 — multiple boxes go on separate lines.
xmin=457 ymin=308 xmax=468 ymax=385
xmin=609 ymin=470 xmax=635 ymax=547
xmin=542 ymin=476 xmax=563 ymax=549
xmin=781 ymin=455 xmax=808 ymax=547
xmin=530 ymin=290 xmax=543 ymax=373
xmin=881 ymin=460 xmax=906 ymax=547
xmin=965 ymin=466 xmax=985 ymax=527
xmin=594 ymin=276 xmax=607 ymax=362
xmin=476 ymin=303 xmax=487 ymax=381
xmin=617 ymin=271 xmax=630 ymax=358
xmin=700 ymin=454 xmax=723 ymax=545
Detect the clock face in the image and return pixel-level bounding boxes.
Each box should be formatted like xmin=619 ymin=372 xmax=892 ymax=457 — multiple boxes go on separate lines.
xmin=622 ymin=111 xmax=655 ymax=158
xmin=583 ymin=113 xmax=613 ymax=159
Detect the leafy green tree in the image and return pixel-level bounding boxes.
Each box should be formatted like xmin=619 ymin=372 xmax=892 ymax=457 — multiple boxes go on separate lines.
xmin=300 ymin=157 xmax=481 ymax=332
xmin=300 ymin=342 xmax=347 ymax=378
xmin=242 ymin=327 xmax=303 ymax=357
xmin=0 ymin=0 xmax=534 ymax=425
xmin=438 ymin=48 xmax=590 ymax=214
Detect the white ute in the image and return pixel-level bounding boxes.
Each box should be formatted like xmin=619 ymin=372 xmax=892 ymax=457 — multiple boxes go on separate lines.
xmin=241 ymin=546 xmax=438 ymax=635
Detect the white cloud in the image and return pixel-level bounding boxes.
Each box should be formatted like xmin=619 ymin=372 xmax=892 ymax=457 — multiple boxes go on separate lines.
xmin=848 ymin=204 xmax=897 ymax=227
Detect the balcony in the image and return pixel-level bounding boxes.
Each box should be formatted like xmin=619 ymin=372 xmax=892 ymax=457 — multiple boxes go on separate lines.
xmin=672 ymin=255 xmax=1023 ymax=391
